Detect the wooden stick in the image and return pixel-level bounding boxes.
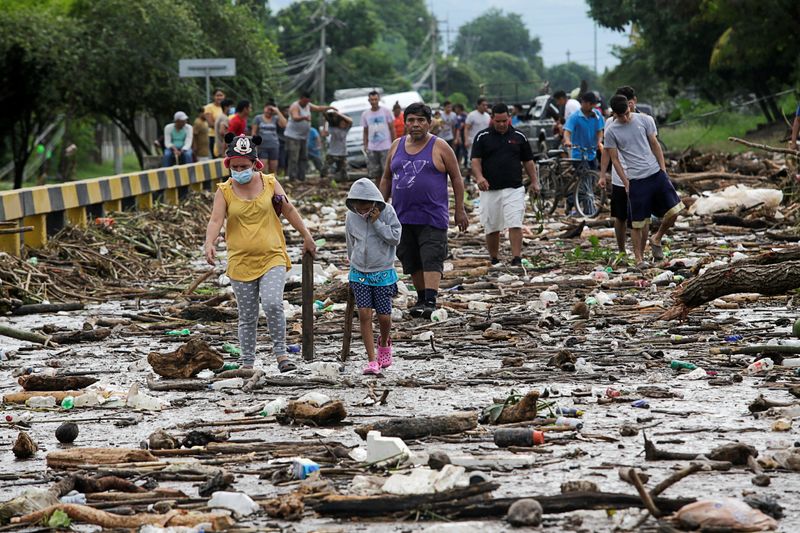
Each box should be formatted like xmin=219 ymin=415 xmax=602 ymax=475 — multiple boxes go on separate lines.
xmin=728 ymin=136 xmax=800 ymax=156
xmin=625 ymin=468 xmax=662 ymax=518
xmin=0 ymin=323 xmax=52 ymax=345
xmin=302 ymin=251 xmax=314 ymax=361
xmin=341 ymin=286 xmax=355 ymax=361
xmin=650 ymin=463 xmax=705 ymax=498
xmin=182 ymin=269 xmax=215 ymax=296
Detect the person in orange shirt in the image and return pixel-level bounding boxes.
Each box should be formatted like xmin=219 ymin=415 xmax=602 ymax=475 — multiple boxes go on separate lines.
xmin=392 ymin=101 xmax=405 ymax=137
xmin=204 ymin=133 xmax=316 ymax=372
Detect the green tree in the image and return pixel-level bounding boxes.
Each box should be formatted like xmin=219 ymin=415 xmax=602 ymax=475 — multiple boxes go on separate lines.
xmin=0 ymin=4 xmax=80 ymax=188
xmin=452 ymin=8 xmax=543 ymax=71
xmin=326 ymin=46 xmax=411 ymax=96
xmin=546 ymin=63 xmax=599 ymax=95
xmin=468 ymin=51 xmax=538 ymax=102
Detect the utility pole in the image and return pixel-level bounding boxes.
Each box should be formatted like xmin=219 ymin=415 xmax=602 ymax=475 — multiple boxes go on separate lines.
xmin=319 ymin=1 xmax=327 ymax=103
xmin=566 ymin=49 xmax=571 ymax=63
xmin=593 ymin=22 xmax=598 ymax=74
xmin=431 ymin=15 xmax=437 ymax=105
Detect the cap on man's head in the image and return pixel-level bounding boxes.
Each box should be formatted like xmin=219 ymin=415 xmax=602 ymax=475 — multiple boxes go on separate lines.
xmin=580 ymin=92 xmax=598 ymax=105
xmin=174 ymin=111 xmax=189 ymax=121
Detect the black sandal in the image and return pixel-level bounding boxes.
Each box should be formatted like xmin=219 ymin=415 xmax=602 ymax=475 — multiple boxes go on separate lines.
xmin=278 ymin=359 xmax=297 ymax=373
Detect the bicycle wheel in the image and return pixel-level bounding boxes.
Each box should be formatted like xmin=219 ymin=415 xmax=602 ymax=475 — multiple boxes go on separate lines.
xmin=574 ymin=170 xmax=605 ymax=218
xmin=530 ymin=165 xmax=558 ymax=216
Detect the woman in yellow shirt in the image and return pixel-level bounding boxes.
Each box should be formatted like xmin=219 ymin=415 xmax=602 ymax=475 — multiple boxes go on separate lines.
xmin=204 ymin=133 xmax=316 ymax=372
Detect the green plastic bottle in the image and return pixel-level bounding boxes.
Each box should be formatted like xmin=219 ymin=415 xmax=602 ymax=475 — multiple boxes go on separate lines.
xmin=60 ymin=396 xmax=74 ymax=410
xmin=670 ymin=360 xmax=697 ymax=370
xmin=166 ymin=328 xmax=191 ymax=336
xmin=222 ymin=343 xmax=241 ymax=356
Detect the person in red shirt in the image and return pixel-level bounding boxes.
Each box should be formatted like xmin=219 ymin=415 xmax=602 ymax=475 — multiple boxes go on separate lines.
xmin=228 ymin=100 xmax=251 ymax=137
xmin=392 ymin=101 xmax=404 ymax=137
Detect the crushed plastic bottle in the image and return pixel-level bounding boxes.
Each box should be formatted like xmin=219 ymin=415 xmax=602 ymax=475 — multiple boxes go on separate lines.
xmin=575 ymin=357 xmax=594 ymax=374
xmin=126 ymin=383 xmax=163 ymax=411
xmin=25 ymin=396 xmax=57 ymax=408
xmin=746 ymin=358 xmax=774 ymax=375
xmin=60 ymin=492 xmax=87 ymax=504
xmin=166 ymin=328 xmax=191 ymax=336
xmin=4 ymin=413 xmax=33 ymax=425
xmin=430 ymin=308 xmax=449 ymax=322
xmin=631 ymin=399 xmax=650 ymax=409
xmin=259 ymin=397 xmax=288 ymax=417
xmin=594 ymin=291 xmax=612 ymax=305
xmin=670 ymin=360 xmax=698 ymax=371
xmin=60 ymin=396 xmax=74 ymax=410
xmin=521 ymin=258 xmax=534 ymax=268
xmin=287 ymin=344 xmax=301 ymax=353
xmin=684 ymin=367 xmax=707 ymax=380
xmin=652 ymin=271 xmax=674 ymax=285
xmin=585 ymin=296 xmax=598 ymax=306
xmin=73 ymin=393 xmax=102 ymax=408
xmin=222 ymin=343 xmax=241 ymax=356
xmin=214 ymin=363 xmax=240 ymax=373
xmin=590 ymin=270 xmax=609 ymax=282
xmin=292 ymin=458 xmax=321 ymax=479
xmin=412 ymin=331 xmax=434 ymax=341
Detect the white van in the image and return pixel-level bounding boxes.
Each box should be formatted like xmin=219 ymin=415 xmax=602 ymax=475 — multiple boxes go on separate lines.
xmin=329 ymin=90 xmax=423 ymax=168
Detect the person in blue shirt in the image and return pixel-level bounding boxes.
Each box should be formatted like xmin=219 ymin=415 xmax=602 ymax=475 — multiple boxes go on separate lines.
xmin=563 ymin=92 xmax=605 ymax=215
xmin=307 ymin=126 xmax=326 ymax=178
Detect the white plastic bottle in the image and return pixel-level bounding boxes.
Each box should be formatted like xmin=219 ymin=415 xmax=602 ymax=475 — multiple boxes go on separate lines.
xmin=746 ymin=358 xmax=774 ymax=374
xmin=25 ymin=396 xmax=56 ymax=408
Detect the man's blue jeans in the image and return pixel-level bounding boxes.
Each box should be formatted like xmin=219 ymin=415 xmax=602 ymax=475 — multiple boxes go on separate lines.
xmin=162 ymin=148 xmax=193 ymax=167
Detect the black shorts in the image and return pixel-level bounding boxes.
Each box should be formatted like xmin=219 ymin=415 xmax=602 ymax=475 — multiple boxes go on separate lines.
xmin=397 ymin=224 xmax=448 ymax=275
xmin=610 ymin=185 xmax=628 ymax=221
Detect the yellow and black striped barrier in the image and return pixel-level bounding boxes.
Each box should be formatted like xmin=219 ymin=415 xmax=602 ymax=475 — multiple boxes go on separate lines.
xmin=0 ymin=160 xmax=226 ymax=255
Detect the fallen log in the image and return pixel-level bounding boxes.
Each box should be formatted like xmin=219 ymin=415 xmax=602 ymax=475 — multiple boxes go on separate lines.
xmin=354 ymin=412 xmax=478 ymax=440
xmin=51 ymin=327 xmax=112 ymax=345
xmin=660 ymin=259 xmax=800 ymax=320
xmin=146 ymin=375 xmax=207 ymax=392
xmin=148 ymin=338 xmax=223 ymax=379
xmin=12 ymin=504 xmax=234 ymax=530
xmin=11 ymin=302 xmax=85 ymax=315
xmin=19 ymin=374 xmax=98 ymax=391
xmin=0 ymin=324 xmax=52 ymax=345
xmin=47 ymin=448 xmax=158 ymax=470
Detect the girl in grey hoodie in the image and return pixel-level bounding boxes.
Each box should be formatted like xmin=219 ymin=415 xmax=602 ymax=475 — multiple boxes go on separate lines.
xmin=345 ymin=178 xmax=402 ymax=375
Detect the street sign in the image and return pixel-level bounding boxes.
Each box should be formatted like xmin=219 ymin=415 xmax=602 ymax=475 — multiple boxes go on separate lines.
xmin=179 ymin=58 xmax=236 ymax=102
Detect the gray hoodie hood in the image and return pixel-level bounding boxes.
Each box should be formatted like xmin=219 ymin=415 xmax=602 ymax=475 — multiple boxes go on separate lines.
xmin=346 ymin=178 xmax=386 ymax=213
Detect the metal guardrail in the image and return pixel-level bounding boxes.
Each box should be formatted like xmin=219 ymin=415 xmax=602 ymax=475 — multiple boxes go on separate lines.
xmin=0 ymin=159 xmax=226 ymax=255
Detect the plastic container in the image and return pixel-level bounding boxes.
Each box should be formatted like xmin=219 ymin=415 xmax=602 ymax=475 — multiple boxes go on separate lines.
xmin=292 ymin=458 xmax=321 ymax=479
xmin=746 ymin=358 xmax=774 ymax=374
xmin=60 ymin=492 xmax=86 ymax=504
xmin=211 ymin=377 xmax=244 ymax=390
xmin=555 ymin=417 xmax=583 ymax=430
xmin=366 ymin=430 xmax=410 ymax=463
xmin=670 ymin=360 xmax=698 ymax=371
xmin=430 ymin=309 xmax=449 ymax=322
xmin=60 ymin=396 xmax=74 ymax=410
xmin=25 ymin=396 xmax=57 ymax=408
xmin=493 ymin=428 xmax=545 ymax=448
xmin=259 ymin=397 xmax=288 ymax=417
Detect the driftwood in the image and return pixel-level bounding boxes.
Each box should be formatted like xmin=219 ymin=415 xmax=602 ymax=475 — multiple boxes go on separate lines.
xmin=50 ymin=327 xmax=112 ymax=345
xmin=11 ymin=302 xmax=85 ymax=315
xmin=711 ymin=214 xmax=768 ymax=229
xmin=661 ymin=254 xmax=800 ymax=320
xmin=728 ymin=136 xmax=800 ymax=156
xmin=46 ymin=448 xmax=158 ymax=469
xmin=12 ymin=504 xmax=234 ymax=530
xmin=18 ymin=374 xmax=98 ymax=391
xmin=672 ymin=171 xmax=764 ymax=183
xmin=0 ymin=324 xmax=52 ymax=345
xmin=178 ymin=304 xmax=237 ymax=322
xmin=148 ymin=338 xmax=223 ymax=379
xmin=354 ymin=412 xmax=478 ymax=440
xmin=51 ymin=475 xmax=148 ymax=496
xmin=146 ymin=375 xmax=208 ymax=391
xmin=495 ymin=391 xmax=540 ymax=424
xmin=284 ymin=400 xmax=347 ymax=426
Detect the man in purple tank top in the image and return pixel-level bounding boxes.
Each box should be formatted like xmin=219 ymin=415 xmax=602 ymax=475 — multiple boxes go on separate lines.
xmin=379 ymin=103 xmax=468 ymax=319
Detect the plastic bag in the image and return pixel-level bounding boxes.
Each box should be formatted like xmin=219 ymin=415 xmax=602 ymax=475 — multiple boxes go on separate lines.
xmin=674 ymin=498 xmax=778 ymax=531
xmin=689 ymin=185 xmax=782 ymax=216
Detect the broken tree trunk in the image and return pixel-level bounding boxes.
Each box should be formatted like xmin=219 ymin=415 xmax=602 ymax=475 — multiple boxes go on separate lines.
xmin=354 ymin=412 xmax=478 ymax=440
xmin=12 ymin=505 xmax=234 ymax=530
xmin=0 ymin=324 xmax=51 ymax=345
xmin=18 ymin=374 xmax=98 ymax=391
xmin=660 ymin=259 xmax=800 ymax=320
xmin=11 ymin=302 xmax=85 ymax=315
xmin=147 ymin=338 xmax=223 ymax=379
xmin=46 ymin=448 xmax=157 ymax=469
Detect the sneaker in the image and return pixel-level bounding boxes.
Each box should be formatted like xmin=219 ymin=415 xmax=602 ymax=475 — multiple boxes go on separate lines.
xmin=377 ymin=336 xmax=393 ymax=368
xmin=490 ymin=257 xmax=501 ymax=265
xmin=510 ymin=256 xmax=522 ymax=267
xmin=362 ymin=360 xmax=381 ymax=375
xmin=409 ymin=301 xmax=425 ymax=318
xmin=421 ymin=302 xmax=436 ymax=319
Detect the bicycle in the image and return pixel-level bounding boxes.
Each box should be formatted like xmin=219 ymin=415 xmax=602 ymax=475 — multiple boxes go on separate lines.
xmin=527 ymin=146 xmax=606 ymax=219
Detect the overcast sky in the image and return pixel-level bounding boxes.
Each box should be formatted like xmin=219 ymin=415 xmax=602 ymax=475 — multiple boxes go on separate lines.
xmin=269 ymin=0 xmax=631 ymax=72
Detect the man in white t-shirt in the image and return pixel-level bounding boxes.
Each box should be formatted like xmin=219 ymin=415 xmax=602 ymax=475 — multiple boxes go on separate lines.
xmin=464 ymin=98 xmax=490 ymax=160
xmin=439 ymin=100 xmax=457 ymax=146
xmin=361 ymin=90 xmax=396 ymax=180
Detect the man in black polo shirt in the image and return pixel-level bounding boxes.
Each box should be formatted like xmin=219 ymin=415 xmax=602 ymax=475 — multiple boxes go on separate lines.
xmin=471 ymin=103 xmax=540 ymax=266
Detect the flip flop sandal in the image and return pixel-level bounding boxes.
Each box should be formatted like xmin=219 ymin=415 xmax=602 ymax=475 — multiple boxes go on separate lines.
xmin=650 ymin=239 xmax=664 ymax=261
xmin=277 ymin=359 xmax=297 ymax=373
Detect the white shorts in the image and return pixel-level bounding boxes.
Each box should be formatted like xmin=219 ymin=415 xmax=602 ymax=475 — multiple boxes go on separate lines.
xmin=479 ymin=186 xmax=526 ymax=234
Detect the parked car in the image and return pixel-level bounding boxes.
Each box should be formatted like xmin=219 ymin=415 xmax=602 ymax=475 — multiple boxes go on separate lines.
xmin=330 ymin=90 xmax=423 ymax=168
xmin=512 ymin=95 xmax=560 ymax=154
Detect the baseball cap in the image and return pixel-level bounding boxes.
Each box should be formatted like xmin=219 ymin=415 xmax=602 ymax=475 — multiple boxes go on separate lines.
xmin=173 ymin=111 xmax=189 ymax=121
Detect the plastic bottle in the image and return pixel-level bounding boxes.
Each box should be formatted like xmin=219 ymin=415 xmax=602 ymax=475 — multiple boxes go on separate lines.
xmin=539 ymin=291 xmax=559 ymax=306
xmin=211 ymin=377 xmax=244 ymax=390
xmin=652 ymin=271 xmax=674 ymax=285
xmin=222 ymin=343 xmax=241 ymax=356
xmin=292 ymin=458 xmax=321 ymax=479
xmin=746 ymin=358 xmax=774 ymax=374
xmin=166 ymin=328 xmax=191 ymax=336
xmin=60 ymin=396 xmax=75 ymax=410
xmin=670 ymin=360 xmax=698 ymax=371
xmin=555 ymin=417 xmax=584 ymax=430
xmin=430 ymin=308 xmax=449 ymax=322
xmin=493 ymin=428 xmax=545 ymax=448
xmin=73 ymin=393 xmax=101 ymax=408
xmin=724 ymin=335 xmax=744 ymax=342
xmin=259 ymin=397 xmax=288 ymax=417
xmin=591 ymin=270 xmax=609 ymax=282
xmin=25 ymin=396 xmax=57 ymax=408
xmin=4 ymin=413 xmax=33 ymax=424
xmin=631 ymin=399 xmax=650 ymax=409
xmin=781 ymin=358 xmax=800 ymax=368
xmin=554 ymin=407 xmax=583 ymax=417
xmin=60 ymin=492 xmax=87 ymax=504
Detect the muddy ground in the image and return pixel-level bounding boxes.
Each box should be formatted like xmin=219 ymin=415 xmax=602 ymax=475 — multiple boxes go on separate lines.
xmin=1 ymin=157 xmax=799 ymax=532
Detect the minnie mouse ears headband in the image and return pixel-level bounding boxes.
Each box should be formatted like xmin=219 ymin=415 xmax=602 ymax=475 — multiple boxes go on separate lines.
xmin=223 ymin=133 xmax=264 ymax=170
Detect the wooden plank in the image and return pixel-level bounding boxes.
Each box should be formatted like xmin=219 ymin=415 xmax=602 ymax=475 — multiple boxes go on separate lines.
xmin=302 ymin=251 xmax=314 ymax=361
xmin=341 ymin=286 xmax=355 ymax=361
